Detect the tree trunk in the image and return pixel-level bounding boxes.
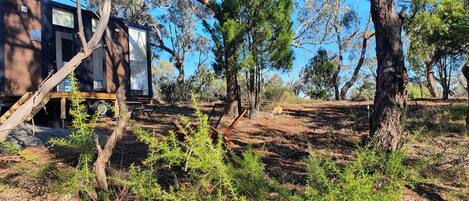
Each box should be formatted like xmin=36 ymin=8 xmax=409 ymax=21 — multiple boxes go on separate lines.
xmin=425 ymin=60 xmax=438 ymax=98
xmin=94 ymin=84 xmax=129 ymax=192
xmin=226 ymin=70 xmax=239 ymax=116
xmin=247 ymin=67 xmax=257 ymax=118
xmin=462 ymin=61 xmax=469 ymax=134
xmin=333 ymin=25 xmax=342 ymax=100
xmin=340 ymin=31 xmax=373 ymax=99
xmin=369 ymin=0 xmax=408 ymax=152
xmin=175 ymin=59 xmax=185 ymax=83
xmin=0 ymin=0 xmax=112 ymax=142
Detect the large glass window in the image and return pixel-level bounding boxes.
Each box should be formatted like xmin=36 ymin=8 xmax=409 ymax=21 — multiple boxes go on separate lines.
xmin=129 ymin=27 xmax=149 ymax=96
xmin=91 ymin=18 xmax=105 ymax=91
xmin=52 ymin=8 xmax=74 ymax=28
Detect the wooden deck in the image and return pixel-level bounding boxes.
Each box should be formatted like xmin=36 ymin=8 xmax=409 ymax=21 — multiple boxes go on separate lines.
xmin=48 ymin=92 xmax=117 ymax=100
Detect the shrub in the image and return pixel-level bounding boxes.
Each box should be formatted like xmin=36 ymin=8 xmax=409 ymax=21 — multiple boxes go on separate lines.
xmin=306 ymin=89 xmax=329 ymax=100
xmin=263 ymin=84 xmax=290 ymax=103
xmin=407 ymin=83 xmax=431 ymax=99
xmin=122 ymin=98 xmax=286 ymax=200
xmin=351 ymin=79 xmax=375 ymax=101
xmin=48 ymin=73 xmax=105 ymax=199
xmin=305 ymin=148 xmax=411 ymax=201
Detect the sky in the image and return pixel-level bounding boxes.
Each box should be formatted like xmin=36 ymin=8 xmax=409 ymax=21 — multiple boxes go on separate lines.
xmin=55 ymin=0 xmax=374 ymax=86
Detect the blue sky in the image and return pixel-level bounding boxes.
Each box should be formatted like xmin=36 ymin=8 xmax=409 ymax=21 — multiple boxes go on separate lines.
xmin=55 ymin=0 xmax=374 ymax=86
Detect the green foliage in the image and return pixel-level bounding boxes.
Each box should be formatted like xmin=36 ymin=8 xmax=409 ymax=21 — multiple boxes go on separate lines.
xmin=305 ymin=148 xmax=411 ymax=201
xmin=301 ymin=49 xmax=337 ymax=99
xmin=154 ymin=61 xmax=225 ymax=102
xmin=406 ymin=0 xmax=469 ymax=67
xmin=230 ymin=151 xmax=270 ymax=200
xmin=407 ymin=83 xmax=431 ymax=99
xmin=351 ymin=78 xmax=375 ymax=101
xmin=263 ymin=74 xmax=290 ymax=103
xmin=49 ymin=73 xmax=99 ymax=156
xmin=123 ymin=98 xmax=287 ymax=200
xmin=48 ymin=73 xmax=104 ymax=199
xmin=0 ymin=142 xmax=20 ymax=155
xmin=211 ymin=0 xmax=294 ymax=81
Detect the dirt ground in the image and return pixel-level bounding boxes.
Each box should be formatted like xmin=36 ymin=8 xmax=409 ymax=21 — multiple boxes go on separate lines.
xmin=0 ymin=100 xmax=468 ymax=200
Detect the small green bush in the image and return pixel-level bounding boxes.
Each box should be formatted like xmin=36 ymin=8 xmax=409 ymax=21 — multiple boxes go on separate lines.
xmin=407 ymin=84 xmax=431 ymax=100
xmin=122 ymin=98 xmax=292 ymax=200
xmin=48 ymin=73 xmax=105 ymax=199
xmin=351 ymin=79 xmax=375 ymax=101
xmin=306 ymin=89 xmax=329 ymax=100
xmin=305 ymin=148 xmax=411 ymax=201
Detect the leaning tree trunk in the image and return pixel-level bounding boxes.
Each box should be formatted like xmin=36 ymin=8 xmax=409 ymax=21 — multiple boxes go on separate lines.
xmin=369 ymin=0 xmax=408 ymax=152
xmin=340 ymin=33 xmax=374 ymax=99
xmin=425 ymin=59 xmax=438 ymax=98
xmin=333 ymin=25 xmax=343 ymax=100
xmin=462 ymin=61 xmax=469 ymax=134
xmin=94 ymin=84 xmax=129 ymax=192
xmin=340 ymin=17 xmax=373 ymax=99
xmin=0 ymin=0 xmax=112 ymax=142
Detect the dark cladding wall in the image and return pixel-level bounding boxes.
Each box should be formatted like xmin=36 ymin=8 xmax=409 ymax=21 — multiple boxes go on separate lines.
xmin=105 ymin=19 xmax=129 ymax=94
xmin=40 ymin=0 xmax=52 ymax=86
xmin=4 ymin=0 xmax=42 ymax=95
xmin=0 ymin=0 xmax=5 ymax=92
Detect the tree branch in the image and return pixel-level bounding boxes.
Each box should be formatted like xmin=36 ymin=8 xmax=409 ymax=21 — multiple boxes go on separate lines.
xmin=77 ymin=0 xmax=88 ymax=54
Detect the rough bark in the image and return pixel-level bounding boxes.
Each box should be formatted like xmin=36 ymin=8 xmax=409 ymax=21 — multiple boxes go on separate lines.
xmin=94 ymin=84 xmax=129 ymax=192
xmin=247 ymin=67 xmax=257 ymax=119
xmin=462 ymin=61 xmax=469 ymax=134
xmin=332 ymin=25 xmax=342 ymax=100
xmin=425 ymin=59 xmax=438 ymax=98
xmin=225 ymin=68 xmax=241 ymax=116
xmin=0 ymin=0 xmax=112 ymax=142
xmin=369 ymin=0 xmax=408 ymax=152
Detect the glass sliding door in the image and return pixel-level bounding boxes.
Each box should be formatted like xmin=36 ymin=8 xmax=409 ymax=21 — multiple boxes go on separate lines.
xmin=91 ymin=18 xmax=105 ymax=91
xmin=55 ymin=32 xmax=74 ymax=92
xmin=128 ymin=27 xmax=149 ymax=96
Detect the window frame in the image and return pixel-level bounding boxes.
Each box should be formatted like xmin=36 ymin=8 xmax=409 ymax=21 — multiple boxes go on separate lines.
xmin=52 ymin=8 xmax=75 ymax=29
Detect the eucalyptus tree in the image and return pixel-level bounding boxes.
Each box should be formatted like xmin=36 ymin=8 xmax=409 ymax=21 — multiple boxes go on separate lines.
xmin=339 ymin=17 xmax=375 ymax=99
xmin=406 ymin=0 xmax=469 ymax=99
xmin=406 ymin=0 xmax=468 ymax=129
xmin=152 ymin=0 xmax=209 ymax=83
xmin=196 ymin=0 xmax=294 ymax=116
xmin=108 ymin=0 xmax=207 ymax=84
xmin=369 ymin=0 xmax=408 ymax=151
xmin=300 ymin=49 xmax=337 ymax=99
xmin=294 ymin=0 xmax=373 ymax=100
xmin=240 ymin=0 xmax=294 ymax=118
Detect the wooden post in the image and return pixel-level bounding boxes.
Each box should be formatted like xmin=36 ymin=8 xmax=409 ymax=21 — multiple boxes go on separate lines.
xmin=114 ymin=100 xmax=119 ymax=118
xmin=60 ymin=97 xmax=66 ymax=128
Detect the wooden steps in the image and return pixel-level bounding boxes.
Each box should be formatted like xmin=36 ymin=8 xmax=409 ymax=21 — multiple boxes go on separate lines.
xmin=0 ymin=92 xmax=34 ymax=123
xmin=0 ymin=92 xmax=52 ymax=124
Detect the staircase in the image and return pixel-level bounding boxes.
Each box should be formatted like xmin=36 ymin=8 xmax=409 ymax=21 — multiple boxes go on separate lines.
xmin=0 ymin=92 xmax=51 ymax=123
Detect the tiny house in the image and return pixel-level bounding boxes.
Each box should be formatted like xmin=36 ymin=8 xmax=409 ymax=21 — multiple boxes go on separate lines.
xmin=0 ymin=0 xmax=153 ymax=122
